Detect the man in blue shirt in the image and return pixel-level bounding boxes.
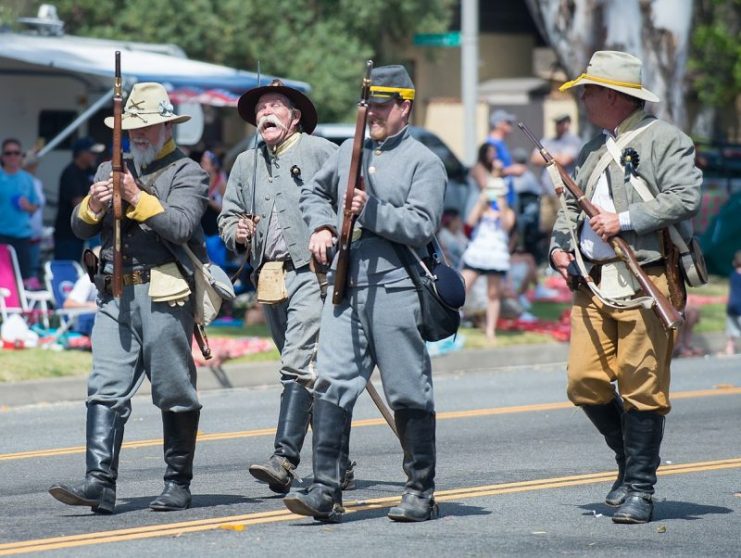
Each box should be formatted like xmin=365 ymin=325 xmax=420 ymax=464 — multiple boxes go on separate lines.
xmin=0 ymin=138 xmax=40 ymax=279
xmin=486 ymin=110 xmax=527 ymax=208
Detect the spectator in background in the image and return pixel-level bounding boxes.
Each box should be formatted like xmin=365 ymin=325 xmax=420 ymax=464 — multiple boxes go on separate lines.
xmin=23 ymin=150 xmax=46 ymax=286
xmin=437 ymin=209 xmax=468 ymax=269
xmin=530 ymin=114 xmax=582 ymax=239
xmin=63 ymin=253 xmax=99 ymax=337
xmin=511 ymin=147 xmax=542 ymax=259
xmin=673 ymin=304 xmax=702 ymax=358
xmin=486 ymin=109 xmax=527 ymax=209
xmin=722 ymin=251 xmax=741 ymax=356
xmin=54 ymin=137 xmax=104 ymax=261
xmin=460 ymin=168 xmax=515 ymax=343
xmin=0 ymin=138 xmax=40 ymax=280
xmin=200 ymin=150 xmax=227 ymax=237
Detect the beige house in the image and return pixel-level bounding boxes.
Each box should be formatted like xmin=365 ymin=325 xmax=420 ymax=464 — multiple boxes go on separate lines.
xmin=403 ymin=10 xmax=579 ymax=163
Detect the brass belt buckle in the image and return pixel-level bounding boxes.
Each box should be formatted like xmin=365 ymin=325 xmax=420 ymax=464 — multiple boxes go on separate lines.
xmin=351 ymin=228 xmax=363 ymax=242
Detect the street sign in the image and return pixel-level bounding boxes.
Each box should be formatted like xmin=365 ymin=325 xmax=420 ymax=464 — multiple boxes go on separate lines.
xmin=413 ymin=32 xmax=461 ymax=47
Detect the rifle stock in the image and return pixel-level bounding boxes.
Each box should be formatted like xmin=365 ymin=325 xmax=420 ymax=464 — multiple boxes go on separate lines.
xmin=332 ymin=59 xmax=373 ymax=305
xmin=111 ymin=51 xmax=124 ymax=297
xmin=518 ymin=122 xmax=682 ymax=331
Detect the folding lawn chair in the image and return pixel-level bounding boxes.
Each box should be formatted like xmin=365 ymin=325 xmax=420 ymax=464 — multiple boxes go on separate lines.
xmin=0 ymin=243 xmax=52 ymax=328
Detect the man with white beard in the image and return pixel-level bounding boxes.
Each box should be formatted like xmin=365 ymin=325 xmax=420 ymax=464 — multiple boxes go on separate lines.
xmin=49 ymin=82 xmax=209 ymax=514
xmin=219 ymin=80 xmax=356 ymax=496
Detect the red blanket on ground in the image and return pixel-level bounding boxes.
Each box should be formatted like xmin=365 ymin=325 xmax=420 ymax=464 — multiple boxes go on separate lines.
xmin=191 ymin=336 xmax=274 ymax=367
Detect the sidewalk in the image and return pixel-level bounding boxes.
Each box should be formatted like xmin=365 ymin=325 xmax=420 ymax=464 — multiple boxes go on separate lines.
xmin=0 ymin=332 xmax=727 ymax=409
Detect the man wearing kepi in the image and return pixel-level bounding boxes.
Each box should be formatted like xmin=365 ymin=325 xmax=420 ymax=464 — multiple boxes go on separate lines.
xmin=49 ymin=83 xmax=208 ymax=514
xmin=550 ymin=51 xmax=702 ymax=524
xmin=284 ymin=65 xmax=446 ymax=523
xmin=219 ymin=80 xmax=356 ymax=495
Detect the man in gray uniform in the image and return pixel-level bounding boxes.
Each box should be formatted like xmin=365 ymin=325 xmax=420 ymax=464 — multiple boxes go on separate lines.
xmin=283 ymin=66 xmax=446 ymax=523
xmin=219 ymin=80 xmax=354 ymax=495
xmin=49 ymin=82 xmax=208 ymax=514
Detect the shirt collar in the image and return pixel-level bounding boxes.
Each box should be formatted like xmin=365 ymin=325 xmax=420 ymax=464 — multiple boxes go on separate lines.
xmin=272 ymin=131 xmax=301 ymax=157
xmin=372 ymin=125 xmax=409 ymax=150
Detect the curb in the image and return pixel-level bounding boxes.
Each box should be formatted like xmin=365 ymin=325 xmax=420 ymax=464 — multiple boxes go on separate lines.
xmin=0 ymin=332 xmax=727 ymax=409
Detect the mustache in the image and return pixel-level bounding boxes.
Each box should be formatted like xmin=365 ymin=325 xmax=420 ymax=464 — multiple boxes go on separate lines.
xmin=257 ymin=114 xmax=288 ymax=133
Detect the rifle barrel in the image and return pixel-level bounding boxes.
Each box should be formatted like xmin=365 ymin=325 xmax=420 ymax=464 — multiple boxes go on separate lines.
xmin=111 ymin=51 xmax=123 ymax=297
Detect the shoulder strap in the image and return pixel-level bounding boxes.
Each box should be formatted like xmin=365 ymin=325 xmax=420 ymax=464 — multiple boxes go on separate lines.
xmin=603 ymin=123 xmax=689 ymax=253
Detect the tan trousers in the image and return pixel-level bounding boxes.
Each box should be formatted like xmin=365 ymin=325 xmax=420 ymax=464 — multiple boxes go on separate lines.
xmin=566 ymin=267 xmax=676 ymax=414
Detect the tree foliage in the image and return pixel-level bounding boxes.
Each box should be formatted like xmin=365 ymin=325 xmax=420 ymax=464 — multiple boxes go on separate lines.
xmin=689 ymin=0 xmax=741 ymax=110
xmin=14 ymin=0 xmax=453 ymax=121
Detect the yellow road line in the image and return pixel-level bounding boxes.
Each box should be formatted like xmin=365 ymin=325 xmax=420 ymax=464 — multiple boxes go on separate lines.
xmin=2 ymin=456 xmax=740 ymax=556
xmin=2 ymin=386 xmax=739 ymax=462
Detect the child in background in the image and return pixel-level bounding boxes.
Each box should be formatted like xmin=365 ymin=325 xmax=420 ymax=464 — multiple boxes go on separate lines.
xmin=722 ymin=251 xmax=741 ymax=356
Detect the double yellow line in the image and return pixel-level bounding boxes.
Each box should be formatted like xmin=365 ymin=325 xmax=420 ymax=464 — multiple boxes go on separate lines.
xmin=2 ymin=457 xmax=741 ymax=556
xmin=2 ymin=386 xmax=739 ymax=463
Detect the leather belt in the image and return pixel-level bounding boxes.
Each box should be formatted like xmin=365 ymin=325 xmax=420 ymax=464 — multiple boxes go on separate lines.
xmin=103 ymin=269 xmax=151 ymax=293
xmin=588 ymin=259 xmax=665 ymax=284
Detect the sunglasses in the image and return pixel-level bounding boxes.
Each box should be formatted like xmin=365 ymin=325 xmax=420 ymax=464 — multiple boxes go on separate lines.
xmin=3 ymin=150 xmax=22 ymax=156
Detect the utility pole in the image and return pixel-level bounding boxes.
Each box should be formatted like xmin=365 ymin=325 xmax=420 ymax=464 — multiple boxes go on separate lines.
xmin=461 ymin=0 xmax=479 ymax=167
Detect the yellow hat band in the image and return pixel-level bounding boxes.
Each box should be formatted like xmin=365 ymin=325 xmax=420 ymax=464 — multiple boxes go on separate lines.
xmin=559 ymin=72 xmax=643 ymax=92
xmin=370 ymin=85 xmax=415 ymax=101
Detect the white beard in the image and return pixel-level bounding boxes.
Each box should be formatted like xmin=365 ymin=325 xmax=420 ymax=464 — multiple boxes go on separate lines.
xmin=130 ymin=127 xmax=167 ymax=172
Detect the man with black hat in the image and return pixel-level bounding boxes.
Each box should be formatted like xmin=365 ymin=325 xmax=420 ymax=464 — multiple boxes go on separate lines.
xmin=49 ymin=82 xmax=208 ymax=514
xmin=550 ymin=51 xmax=702 ymax=524
xmin=283 ymin=65 xmax=446 ymax=523
xmin=219 ymin=80 xmax=356 ymax=496
xmin=54 ymin=137 xmax=105 ymax=261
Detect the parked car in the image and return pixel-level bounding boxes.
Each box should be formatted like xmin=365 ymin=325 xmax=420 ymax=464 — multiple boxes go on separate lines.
xmin=312 ymin=123 xmax=477 ymax=216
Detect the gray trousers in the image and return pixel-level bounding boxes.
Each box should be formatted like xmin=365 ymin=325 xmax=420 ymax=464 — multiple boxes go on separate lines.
xmin=87 ymin=283 xmax=201 ymax=420
xmin=262 ymin=266 xmax=323 ymax=387
xmin=314 ymin=283 xmax=434 ymax=413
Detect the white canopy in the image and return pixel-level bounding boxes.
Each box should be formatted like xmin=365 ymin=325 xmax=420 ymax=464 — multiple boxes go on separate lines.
xmin=0 ymin=32 xmax=309 ymax=93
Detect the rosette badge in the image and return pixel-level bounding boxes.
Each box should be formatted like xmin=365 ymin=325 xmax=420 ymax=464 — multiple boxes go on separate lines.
xmin=621 ymin=147 xmax=640 ymax=174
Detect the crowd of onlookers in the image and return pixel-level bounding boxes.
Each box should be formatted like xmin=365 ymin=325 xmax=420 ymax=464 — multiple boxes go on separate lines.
xmin=436 ymin=110 xmax=578 ymax=344
xmin=2 ymin=115 xmax=739 ymax=353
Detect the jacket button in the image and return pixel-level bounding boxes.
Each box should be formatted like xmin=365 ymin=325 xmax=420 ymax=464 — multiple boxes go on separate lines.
xmin=374 ymin=149 xmax=382 ymax=156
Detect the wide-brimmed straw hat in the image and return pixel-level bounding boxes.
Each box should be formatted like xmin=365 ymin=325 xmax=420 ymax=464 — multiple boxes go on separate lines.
xmin=104 ymin=82 xmax=190 ymax=130
xmin=237 ymin=79 xmax=318 ymax=134
xmin=559 ymin=51 xmax=659 ymax=103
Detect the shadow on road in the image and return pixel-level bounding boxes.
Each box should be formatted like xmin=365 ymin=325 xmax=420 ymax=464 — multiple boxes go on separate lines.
xmin=578 ymin=501 xmax=733 ymax=521
xmin=111 ymin=493 xmax=258 ymax=513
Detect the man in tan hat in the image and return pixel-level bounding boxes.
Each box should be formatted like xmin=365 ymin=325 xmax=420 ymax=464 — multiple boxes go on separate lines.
xmin=49 ymin=82 xmax=209 ymax=514
xmin=219 ymin=80 xmax=356 ymax=496
xmin=549 ymin=51 xmax=702 ymax=524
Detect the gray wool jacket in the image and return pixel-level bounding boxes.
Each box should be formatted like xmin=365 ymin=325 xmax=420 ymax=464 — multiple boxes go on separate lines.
xmin=219 ymin=132 xmax=337 ymax=271
xmin=300 ymin=126 xmax=447 ymax=287
xmin=71 ymin=150 xmax=209 ymax=274
xmin=550 ymin=110 xmax=703 ymax=265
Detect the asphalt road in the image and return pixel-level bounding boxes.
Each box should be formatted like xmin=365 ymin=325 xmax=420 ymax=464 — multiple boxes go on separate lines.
xmin=1 ymin=353 xmax=740 ymax=557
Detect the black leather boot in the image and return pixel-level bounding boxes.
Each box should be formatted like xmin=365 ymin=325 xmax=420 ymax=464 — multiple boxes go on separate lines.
xmin=150 ymin=410 xmax=200 ymax=511
xmin=283 ymin=398 xmax=346 ymax=523
xmin=340 ymin=415 xmax=356 ymax=491
xmin=49 ymin=404 xmax=124 ymax=514
xmin=612 ymin=410 xmax=665 ymax=524
xmin=249 ymin=382 xmax=312 ymax=494
xmin=388 ymin=408 xmax=439 ymax=522
xmin=582 ymin=398 xmax=627 ymax=506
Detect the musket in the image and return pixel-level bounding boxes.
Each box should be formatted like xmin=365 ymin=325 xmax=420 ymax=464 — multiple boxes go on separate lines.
xmin=519 ymin=122 xmax=683 ymax=331
xmin=332 ymin=59 xmax=373 ymax=305
xmin=365 ymin=378 xmax=398 ymax=438
xmin=111 ymin=51 xmax=124 ymax=298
